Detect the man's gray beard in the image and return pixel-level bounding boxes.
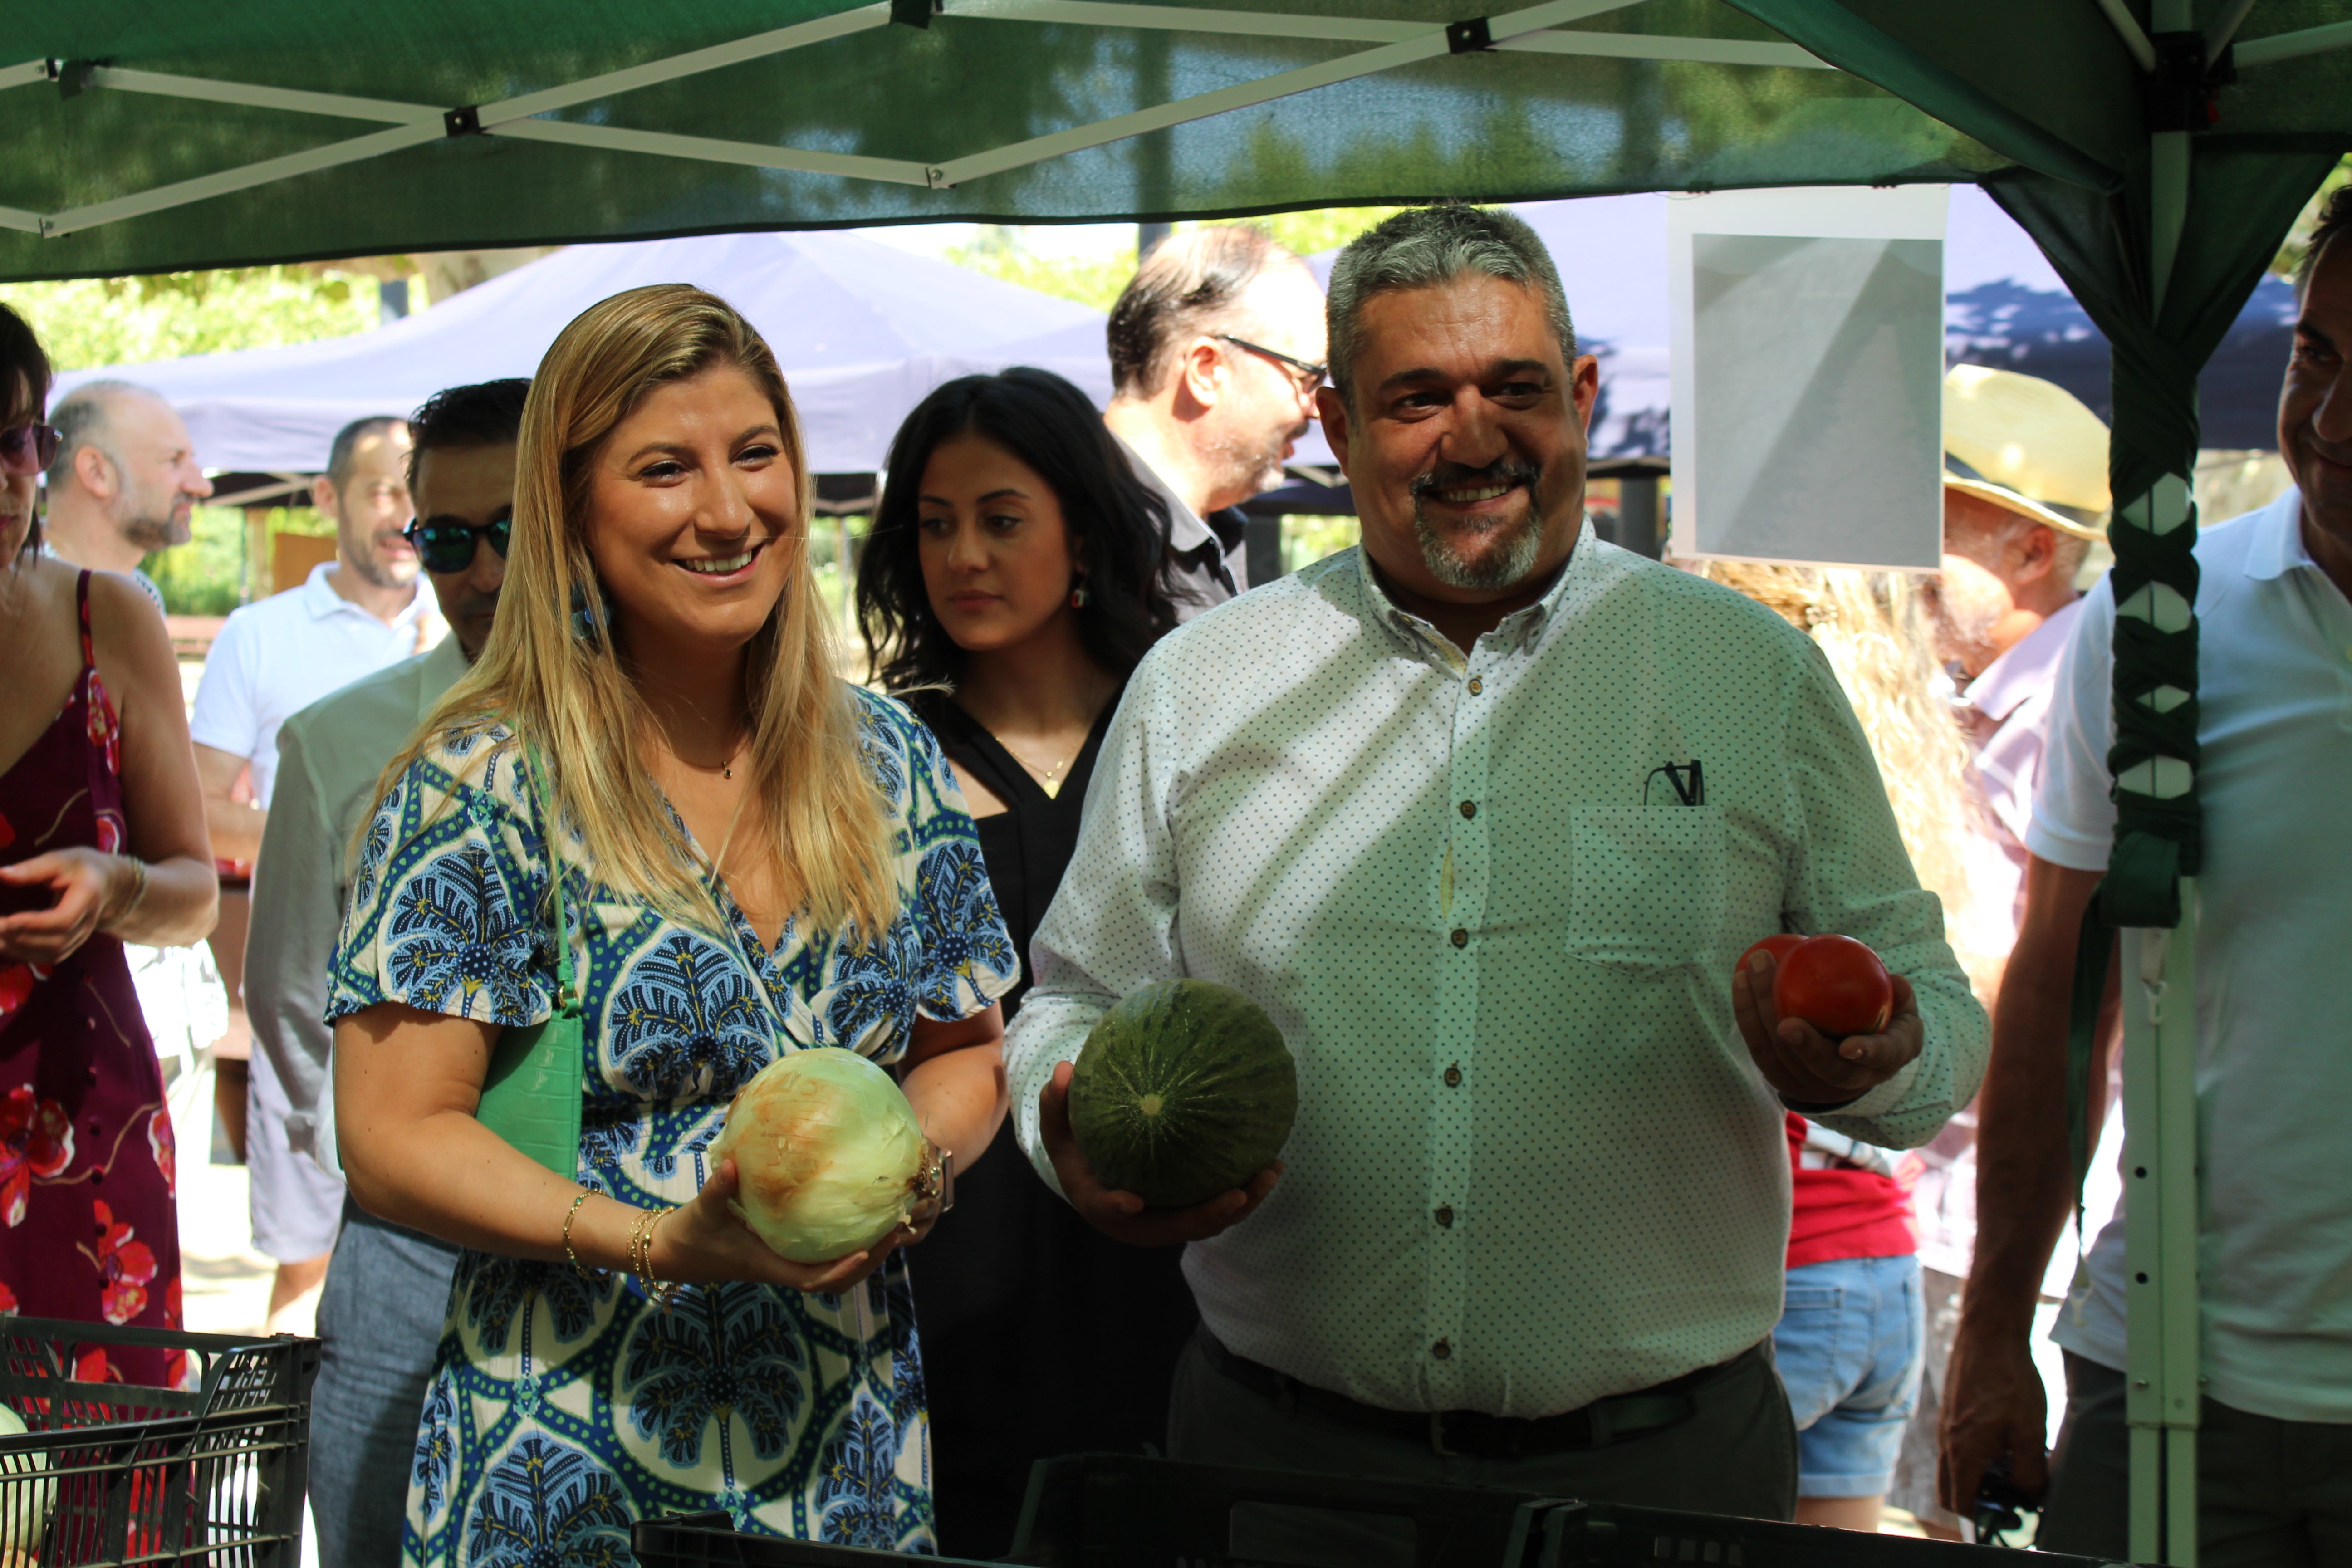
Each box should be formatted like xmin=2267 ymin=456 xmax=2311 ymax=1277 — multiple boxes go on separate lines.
xmin=1411 ymin=497 xmax=1546 ymax=590
xmin=118 ymin=508 xmax=187 ymax=555
xmin=1206 ymin=421 xmax=1294 ymax=505
xmin=345 ymin=527 xmax=419 ymax=589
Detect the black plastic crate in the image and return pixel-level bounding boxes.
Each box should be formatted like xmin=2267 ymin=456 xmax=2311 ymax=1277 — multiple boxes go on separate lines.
xmin=1510 ymin=1499 xmax=2136 ymax=1566
xmin=0 ymin=1314 xmax=320 ymax=1568
xmin=1009 ymin=1454 xmax=1548 ymax=1567
xmin=633 ymin=1455 xmax=2144 ymax=1568
xmin=631 ymin=1454 xmax=1563 ymax=1568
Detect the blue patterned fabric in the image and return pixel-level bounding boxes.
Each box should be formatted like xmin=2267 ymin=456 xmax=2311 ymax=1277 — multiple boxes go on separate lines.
xmin=328 ymin=688 xmax=1017 ymax=1562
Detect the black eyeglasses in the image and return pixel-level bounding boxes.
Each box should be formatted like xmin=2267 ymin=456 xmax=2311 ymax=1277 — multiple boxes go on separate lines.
xmin=1216 ymin=334 xmax=1328 ymax=392
xmin=403 ymin=514 xmax=511 ymax=574
xmin=0 ymin=422 xmax=61 ymax=476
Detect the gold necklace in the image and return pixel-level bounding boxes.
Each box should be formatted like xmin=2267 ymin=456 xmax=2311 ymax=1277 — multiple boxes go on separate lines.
xmin=672 ymin=736 xmax=748 ymax=780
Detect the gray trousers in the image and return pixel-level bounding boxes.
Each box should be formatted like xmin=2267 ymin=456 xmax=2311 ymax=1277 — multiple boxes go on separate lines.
xmin=1166 ymin=1333 xmax=1796 ymax=1568
xmin=309 ymin=1205 xmax=463 ymax=1568
xmin=2041 ymin=1352 xmax=2352 ymax=1565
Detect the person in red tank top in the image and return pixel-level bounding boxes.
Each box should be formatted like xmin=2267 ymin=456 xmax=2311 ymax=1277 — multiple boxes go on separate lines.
xmin=1772 ymin=1109 xmax=1926 ymax=1533
xmin=0 ymin=303 xmax=218 ymax=1385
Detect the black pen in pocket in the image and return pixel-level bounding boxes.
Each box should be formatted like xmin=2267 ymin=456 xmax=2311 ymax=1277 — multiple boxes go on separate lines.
xmin=1642 ymin=759 xmax=1705 ymax=807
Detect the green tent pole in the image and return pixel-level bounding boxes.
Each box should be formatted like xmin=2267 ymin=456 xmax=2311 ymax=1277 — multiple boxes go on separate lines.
xmin=2122 ymin=30 xmax=2204 ymax=1547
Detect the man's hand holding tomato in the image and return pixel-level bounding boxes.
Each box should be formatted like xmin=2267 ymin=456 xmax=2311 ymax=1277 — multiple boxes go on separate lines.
xmin=1732 ymin=933 xmax=1924 ymax=1106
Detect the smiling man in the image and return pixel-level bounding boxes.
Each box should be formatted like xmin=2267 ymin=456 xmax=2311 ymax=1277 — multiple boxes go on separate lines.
xmin=1941 ymin=186 xmax=2352 ymax=1563
xmin=1006 ymin=205 xmax=1985 ymax=1553
xmin=187 ymin=412 xmax=439 ymax=1332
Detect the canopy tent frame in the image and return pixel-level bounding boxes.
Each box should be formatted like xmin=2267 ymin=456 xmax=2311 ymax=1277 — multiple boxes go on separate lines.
xmin=0 ymin=0 xmax=1857 ymax=240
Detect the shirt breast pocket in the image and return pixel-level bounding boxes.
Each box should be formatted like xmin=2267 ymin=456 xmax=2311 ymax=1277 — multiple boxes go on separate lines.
xmin=1565 ymin=805 xmax=1728 ymax=968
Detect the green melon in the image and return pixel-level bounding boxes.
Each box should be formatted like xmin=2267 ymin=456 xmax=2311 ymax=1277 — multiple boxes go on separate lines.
xmin=1068 ymin=979 xmax=1298 ymax=1209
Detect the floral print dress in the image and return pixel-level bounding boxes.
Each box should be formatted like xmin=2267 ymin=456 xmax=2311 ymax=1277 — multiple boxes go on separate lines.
xmin=0 ymin=571 xmax=184 ymax=1387
xmin=326 ymin=689 xmax=1017 ymax=1564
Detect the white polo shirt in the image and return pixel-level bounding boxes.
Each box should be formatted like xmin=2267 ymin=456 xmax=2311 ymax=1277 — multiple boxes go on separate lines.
xmin=2029 ymin=487 xmax=2352 ymax=1423
xmin=190 ymin=562 xmax=440 ymax=806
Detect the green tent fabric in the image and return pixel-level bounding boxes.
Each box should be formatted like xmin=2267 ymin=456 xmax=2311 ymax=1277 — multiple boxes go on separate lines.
xmin=0 ymin=1 xmax=2035 ymax=282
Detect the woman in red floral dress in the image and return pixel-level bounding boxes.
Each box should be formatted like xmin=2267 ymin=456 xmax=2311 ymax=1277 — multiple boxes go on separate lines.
xmin=0 ymin=304 xmax=218 ymax=1385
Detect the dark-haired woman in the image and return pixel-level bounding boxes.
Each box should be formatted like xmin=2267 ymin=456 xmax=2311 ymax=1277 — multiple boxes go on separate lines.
xmin=0 ymin=302 xmax=217 ymax=1383
xmin=858 ymin=366 xmax=1191 ymax=1557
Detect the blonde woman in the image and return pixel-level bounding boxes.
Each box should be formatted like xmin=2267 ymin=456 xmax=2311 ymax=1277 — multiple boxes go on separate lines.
xmin=330 ymin=285 xmax=1016 ymax=1559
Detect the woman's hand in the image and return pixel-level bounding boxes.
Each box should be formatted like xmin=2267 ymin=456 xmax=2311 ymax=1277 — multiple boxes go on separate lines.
xmin=647 ymin=1156 xmax=880 ymax=1294
xmin=647 ymin=1152 xmax=946 ymax=1295
xmin=0 ymin=848 xmax=135 ymax=965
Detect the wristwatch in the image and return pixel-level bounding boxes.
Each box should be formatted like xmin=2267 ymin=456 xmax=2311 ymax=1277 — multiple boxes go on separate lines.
xmin=916 ymin=1146 xmax=956 ymax=1215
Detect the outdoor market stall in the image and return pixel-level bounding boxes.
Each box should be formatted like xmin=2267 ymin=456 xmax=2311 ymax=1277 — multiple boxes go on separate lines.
xmin=6 ymin=3 xmax=2350 ymax=1559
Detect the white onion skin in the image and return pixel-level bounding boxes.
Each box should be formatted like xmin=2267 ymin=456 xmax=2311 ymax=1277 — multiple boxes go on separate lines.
xmin=709 ymin=1049 xmax=926 ymax=1264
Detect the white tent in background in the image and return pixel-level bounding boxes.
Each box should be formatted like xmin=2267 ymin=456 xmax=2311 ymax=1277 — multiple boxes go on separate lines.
xmin=52 ymin=230 xmax=1113 ymax=478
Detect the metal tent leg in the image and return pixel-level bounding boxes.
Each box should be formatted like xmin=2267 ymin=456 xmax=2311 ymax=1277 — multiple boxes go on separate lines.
xmin=2123 ymin=894 xmax=2201 ymax=1566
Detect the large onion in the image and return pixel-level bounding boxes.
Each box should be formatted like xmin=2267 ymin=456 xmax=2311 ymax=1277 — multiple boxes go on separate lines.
xmin=709 ymin=1049 xmax=926 ymax=1264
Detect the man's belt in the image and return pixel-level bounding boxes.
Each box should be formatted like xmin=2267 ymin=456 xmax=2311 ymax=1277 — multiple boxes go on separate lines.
xmin=1196 ymin=1326 xmax=1764 ymax=1460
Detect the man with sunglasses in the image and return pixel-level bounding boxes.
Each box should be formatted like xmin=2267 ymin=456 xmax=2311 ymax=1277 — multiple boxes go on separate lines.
xmin=1103 ymin=225 xmax=1327 ymax=617
xmin=242 ymin=379 xmax=526 ymax=1568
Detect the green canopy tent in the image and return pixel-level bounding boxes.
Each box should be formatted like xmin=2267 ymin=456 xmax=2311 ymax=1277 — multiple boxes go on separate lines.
xmin=7 ymin=4 xmax=2348 ymax=1558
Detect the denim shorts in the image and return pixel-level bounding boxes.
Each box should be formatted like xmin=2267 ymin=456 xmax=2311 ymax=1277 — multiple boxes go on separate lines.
xmin=1771 ymin=1253 xmax=1926 ymax=1498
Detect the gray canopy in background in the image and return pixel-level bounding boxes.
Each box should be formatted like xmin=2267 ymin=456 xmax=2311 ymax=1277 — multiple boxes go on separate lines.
xmin=50 ymin=229 xmax=1109 ymax=476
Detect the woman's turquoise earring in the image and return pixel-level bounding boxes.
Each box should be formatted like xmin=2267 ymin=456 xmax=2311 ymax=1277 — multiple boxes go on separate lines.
xmin=571 ymin=582 xmax=616 ymax=643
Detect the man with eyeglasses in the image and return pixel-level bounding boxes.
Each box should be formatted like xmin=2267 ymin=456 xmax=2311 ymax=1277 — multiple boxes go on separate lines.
xmin=243 ymin=379 xmax=526 ymax=1568
xmin=186 ymin=412 xmax=437 ymax=1334
xmin=1103 ymin=225 xmax=1328 ymax=617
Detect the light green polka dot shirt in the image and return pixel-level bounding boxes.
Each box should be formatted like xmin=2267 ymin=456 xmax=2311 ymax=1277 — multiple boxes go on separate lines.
xmin=1007 ymin=523 xmax=1987 ymax=1418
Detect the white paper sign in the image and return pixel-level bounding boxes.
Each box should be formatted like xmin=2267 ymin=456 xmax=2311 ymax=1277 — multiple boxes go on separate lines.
xmin=1668 ymin=186 xmax=1947 ymax=569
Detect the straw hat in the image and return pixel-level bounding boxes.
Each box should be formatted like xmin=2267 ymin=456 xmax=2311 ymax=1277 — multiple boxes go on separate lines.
xmin=1942 ymin=364 xmax=2109 ymax=540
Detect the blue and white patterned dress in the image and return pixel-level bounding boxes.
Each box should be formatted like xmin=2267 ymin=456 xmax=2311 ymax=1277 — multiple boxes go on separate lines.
xmin=326 ymin=688 xmax=1018 ymax=1564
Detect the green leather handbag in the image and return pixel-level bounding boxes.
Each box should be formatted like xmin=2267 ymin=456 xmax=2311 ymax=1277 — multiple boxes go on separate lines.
xmin=474 ymin=752 xmax=584 ymax=1178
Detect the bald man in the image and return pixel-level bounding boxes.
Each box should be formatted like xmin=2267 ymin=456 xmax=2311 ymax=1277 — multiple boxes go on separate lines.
xmin=43 ymin=379 xmax=213 ymax=608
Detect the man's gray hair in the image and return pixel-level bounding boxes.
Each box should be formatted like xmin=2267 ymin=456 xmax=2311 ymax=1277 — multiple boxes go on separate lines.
xmin=1108 ymin=225 xmax=1301 ymax=397
xmin=44 ymin=379 xmax=161 ymax=494
xmin=1327 ymin=206 xmax=1576 ymax=407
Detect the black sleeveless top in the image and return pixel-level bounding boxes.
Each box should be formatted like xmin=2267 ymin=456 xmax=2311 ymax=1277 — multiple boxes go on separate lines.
xmin=902 ymin=687 xmax=1198 ymax=1559
xmin=909 ymin=691 xmax=1117 ymax=1018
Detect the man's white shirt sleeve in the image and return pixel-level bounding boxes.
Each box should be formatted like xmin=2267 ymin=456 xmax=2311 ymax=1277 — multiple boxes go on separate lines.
xmin=2024 ymin=578 xmax=2122 ymax=872
xmin=188 ymin=610 xmax=260 ymax=763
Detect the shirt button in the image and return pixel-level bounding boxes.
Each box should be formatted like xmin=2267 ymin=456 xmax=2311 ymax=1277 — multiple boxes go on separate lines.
xmin=1467 ymin=677 xmax=1483 ymax=695
xmin=1450 ymin=928 xmax=1468 ymax=949
xmin=1431 ymin=1338 xmax=1452 ymax=1360
xmin=1458 ymin=800 xmax=1475 ymax=819
xmin=1443 ymin=1063 xmax=1462 ymax=1088
xmin=1434 ymin=1205 xmax=1455 ymax=1228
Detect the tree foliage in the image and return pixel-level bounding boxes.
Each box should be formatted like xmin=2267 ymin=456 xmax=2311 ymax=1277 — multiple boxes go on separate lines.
xmin=0 ymin=265 xmax=381 ymax=370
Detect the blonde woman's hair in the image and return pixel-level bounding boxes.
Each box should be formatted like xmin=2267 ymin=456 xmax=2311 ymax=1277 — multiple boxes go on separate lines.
xmin=376 ymin=284 xmax=898 ymax=939
xmin=1694 ymin=561 xmax=2001 ymax=1000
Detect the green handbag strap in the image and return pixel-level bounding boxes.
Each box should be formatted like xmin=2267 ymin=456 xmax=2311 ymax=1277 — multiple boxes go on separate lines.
xmin=474 ymin=743 xmax=585 ymax=1177
xmin=530 ymin=748 xmax=578 ymax=1015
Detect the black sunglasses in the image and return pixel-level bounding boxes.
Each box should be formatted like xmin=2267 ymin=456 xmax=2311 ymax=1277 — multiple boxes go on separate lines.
xmin=403 ymin=514 xmax=511 ymax=574
xmin=1216 ymin=334 xmax=1328 ymax=390
xmin=0 ymin=422 xmax=61 ymax=475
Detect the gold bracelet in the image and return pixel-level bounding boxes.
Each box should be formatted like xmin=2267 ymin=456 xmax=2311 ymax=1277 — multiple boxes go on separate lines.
xmin=636 ymin=1205 xmax=680 ymax=1313
xmin=561 ymin=1190 xmax=598 ymax=1279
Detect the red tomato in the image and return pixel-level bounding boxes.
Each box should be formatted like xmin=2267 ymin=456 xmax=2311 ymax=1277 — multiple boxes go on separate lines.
xmin=1772 ymin=934 xmax=1894 ymax=1038
xmin=1737 ymin=934 xmax=1805 ymax=974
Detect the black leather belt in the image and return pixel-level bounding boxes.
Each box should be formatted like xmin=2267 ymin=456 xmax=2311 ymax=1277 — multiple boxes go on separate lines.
xmin=1197 ymin=1326 xmax=1763 ymax=1460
